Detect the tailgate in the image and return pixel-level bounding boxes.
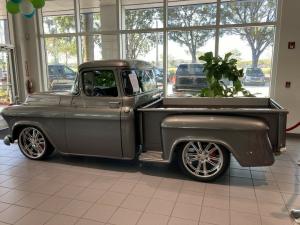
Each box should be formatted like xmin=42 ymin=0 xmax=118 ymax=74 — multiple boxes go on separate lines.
xmin=270 ymin=99 xmax=288 ymax=152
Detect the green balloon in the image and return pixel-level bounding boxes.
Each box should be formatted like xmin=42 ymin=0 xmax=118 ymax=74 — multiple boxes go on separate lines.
xmin=6 ymin=1 xmax=20 ymax=14
xmin=31 ymin=0 xmax=45 ymax=9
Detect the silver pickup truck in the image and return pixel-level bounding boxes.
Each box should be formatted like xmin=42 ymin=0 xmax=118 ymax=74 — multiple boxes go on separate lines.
xmin=1 ymin=60 xmax=288 ymax=181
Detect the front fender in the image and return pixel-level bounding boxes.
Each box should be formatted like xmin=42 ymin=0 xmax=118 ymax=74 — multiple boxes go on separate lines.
xmin=11 ymin=121 xmax=58 ymax=149
xmin=2 ymin=105 xmax=66 ymax=151
xmin=161 ymin=115 xmax=274 ymax=167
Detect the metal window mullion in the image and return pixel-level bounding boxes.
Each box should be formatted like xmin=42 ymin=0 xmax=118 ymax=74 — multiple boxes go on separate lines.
xmin=120 ymin=28 xmax=165 ymax=34
xmin=163 ymin=0 xmax=168 ymax=98
xmin=269 ymin=0 xmax=282 ymax=98
xmin=40 ymin=22 xmax=277 ymax=39
xmin=116 ymin=0 xmax=121 ymax=59
xmin=74 ymin=0 xmax=82 ymax=65
xmin=42 ymin=33 xmax=79 ymax=38
xmin=215 ymin=0 xmax=221 ymax=57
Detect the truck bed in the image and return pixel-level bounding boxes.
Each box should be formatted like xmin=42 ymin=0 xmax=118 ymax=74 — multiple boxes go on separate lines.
xmin=138 ymin=97 xmax=287 ymax=155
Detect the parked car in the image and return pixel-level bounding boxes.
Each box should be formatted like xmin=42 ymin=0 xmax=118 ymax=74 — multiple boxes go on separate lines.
xmin=2 ymin=60 xmax=287 ymax=181
xmin=50 ymin=79 xmax=74 ymax=92
xmin=243 ymin=67 xmax=266 ymax=86
xmin=48 ymin=64 xmax=76 ymax=82
xmin=153 ymin=67 xmax=164 ymax=89
xmin=174 ymin=63 xmax=207 ymax=91
xmin=0 ymin=70 xmax=7 ymax=82
xmin=48 ymin=64 xmax=76 ymax=91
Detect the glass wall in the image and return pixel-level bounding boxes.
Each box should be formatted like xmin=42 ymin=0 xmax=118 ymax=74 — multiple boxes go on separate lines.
xmin=41 ymin=0 xmax=119 ymax=91
xmin=0 ymin=0 xmax=13 ymax=105
xmin=0 ymin=0 xmax=10 ymax=44
xmin=120 ymin=0 xmax=164 ymax=90
xmin=42 ymin=0 xmax=77 ymax=91
xmin=40 ymin=0 xmax=278 ymax=96
xmin=219 ymin=0 xmax=277 ymax=97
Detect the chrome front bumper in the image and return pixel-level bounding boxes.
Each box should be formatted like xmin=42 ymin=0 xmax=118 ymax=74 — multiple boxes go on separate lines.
xmin=3 ymin=135 xmax=13 ymax=146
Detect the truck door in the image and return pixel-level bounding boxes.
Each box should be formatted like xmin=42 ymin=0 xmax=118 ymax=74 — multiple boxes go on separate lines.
xmin=65 ymin=68 xmax=122 ymax=158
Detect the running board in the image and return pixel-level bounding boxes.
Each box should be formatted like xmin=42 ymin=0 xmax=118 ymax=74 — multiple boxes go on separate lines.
xmin=139 ymin=151 xmax=168 ymax=163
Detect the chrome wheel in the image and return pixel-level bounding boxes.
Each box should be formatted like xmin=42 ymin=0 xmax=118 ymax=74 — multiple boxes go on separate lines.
xmin=182 ymin=141 xmax=224 ymax=179
xmin=18 ymin=127 xmax=47 ymax=159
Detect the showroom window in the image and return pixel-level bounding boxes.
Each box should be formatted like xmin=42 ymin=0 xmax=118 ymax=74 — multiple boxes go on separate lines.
xmin=41 ymin=0 xmax=119 ymax=91
xmin=0 ymin=0 xmax=10 ymax=44
xmin=41 ymin=0 xmax=77 ymax=91
xmin=0 ymin=0 xmax=16 ymax=105
xmin=40 ymin=0 xmax=278 ymax=96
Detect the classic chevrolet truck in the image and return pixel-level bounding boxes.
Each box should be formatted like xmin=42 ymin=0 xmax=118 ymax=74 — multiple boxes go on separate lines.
xmin=1 ymin=60 xmax=288 ymax=181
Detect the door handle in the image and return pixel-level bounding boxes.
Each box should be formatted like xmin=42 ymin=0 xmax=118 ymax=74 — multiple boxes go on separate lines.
xmin=108 ymin=101 xmax=120 ymax=108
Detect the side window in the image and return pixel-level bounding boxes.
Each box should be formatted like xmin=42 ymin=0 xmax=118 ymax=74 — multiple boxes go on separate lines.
xmin=122 ymin=70 xmax=142 ymax=95
xmin=82 ymin=70 xmax=118 ymax=97
xmin=57 ymin=66 xmax=64 ymax=75
xmin=64 ymin=66 xmax=74 ymax=74
xmin=122 ymin=69 xmax=157 ymax=96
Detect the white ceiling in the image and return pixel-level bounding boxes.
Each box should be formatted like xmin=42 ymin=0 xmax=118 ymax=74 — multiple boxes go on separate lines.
xmin=0 ymin=0 xmax=7 ymax=18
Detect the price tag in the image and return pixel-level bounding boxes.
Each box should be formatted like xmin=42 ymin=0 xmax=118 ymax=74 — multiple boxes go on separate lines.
xmin=129 ymin=73 xmax=140 ymax=92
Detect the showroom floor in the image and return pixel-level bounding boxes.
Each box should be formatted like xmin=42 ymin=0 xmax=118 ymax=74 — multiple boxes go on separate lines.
xmin=0 ymin=137 xmax=298 ymax=225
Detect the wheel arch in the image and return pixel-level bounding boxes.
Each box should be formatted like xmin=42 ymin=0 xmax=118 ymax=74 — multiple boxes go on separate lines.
xmin=12 ymin=121 xmax=56 ymax=149
xmin=168 ymin=137 xmax=233 ymax=163
xmin=161 ymin=115 xmax=274 ymax=167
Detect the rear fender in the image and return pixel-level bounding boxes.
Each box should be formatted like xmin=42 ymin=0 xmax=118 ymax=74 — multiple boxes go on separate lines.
xmin=161 ymin=115 xmax=274 ymax=167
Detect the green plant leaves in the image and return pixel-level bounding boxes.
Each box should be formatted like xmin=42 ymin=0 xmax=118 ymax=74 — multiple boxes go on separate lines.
xmin=198 ymin=51 xmax=254 ymax=97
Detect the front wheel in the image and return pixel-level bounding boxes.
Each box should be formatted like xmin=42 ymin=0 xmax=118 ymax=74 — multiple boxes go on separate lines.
xmin=18 ymin=127 xmax=54 ymax=160
xmin=178 ymin=141 xmax=230 ymax=182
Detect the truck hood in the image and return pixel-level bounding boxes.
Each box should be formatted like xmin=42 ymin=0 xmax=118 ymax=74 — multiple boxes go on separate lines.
xmin=25 ymin=91 xmax=70 ymax=105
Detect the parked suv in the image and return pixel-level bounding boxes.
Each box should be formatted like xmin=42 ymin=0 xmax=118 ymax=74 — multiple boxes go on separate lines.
xmin=243 ymin=67 xmax=266 ymax=86
xmin=174 ymin=63 xmax=207 ymax=91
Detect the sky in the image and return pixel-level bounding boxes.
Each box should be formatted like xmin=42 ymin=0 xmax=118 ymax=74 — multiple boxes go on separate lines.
xmin=143 ymin=33 xmax=274 ymax=65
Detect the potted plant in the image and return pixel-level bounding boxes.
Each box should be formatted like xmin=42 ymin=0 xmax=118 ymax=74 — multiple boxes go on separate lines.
xmin=199 ymin=52 xmax=253 ymax=97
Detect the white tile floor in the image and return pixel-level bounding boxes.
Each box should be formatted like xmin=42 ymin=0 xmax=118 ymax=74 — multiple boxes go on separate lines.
xmin=0 ymin=137 xmax=298 ymax=225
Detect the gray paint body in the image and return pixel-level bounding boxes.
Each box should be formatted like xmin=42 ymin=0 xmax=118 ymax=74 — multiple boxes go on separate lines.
xmin=1 ymin=60 xmax=287 ymax=167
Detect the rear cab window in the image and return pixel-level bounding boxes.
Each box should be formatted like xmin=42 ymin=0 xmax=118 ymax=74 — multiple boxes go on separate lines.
xmin=176 ymin=64 xmax=204 ymax=76
xmin=82 ymin=70 xmax=118 ymax=97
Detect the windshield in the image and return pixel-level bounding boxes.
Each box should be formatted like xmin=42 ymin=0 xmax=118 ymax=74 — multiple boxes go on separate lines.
xmin=176 ymin=64 xmax=204 ymax=76
xmin=246 ymin=68 xmax=264 ymax=77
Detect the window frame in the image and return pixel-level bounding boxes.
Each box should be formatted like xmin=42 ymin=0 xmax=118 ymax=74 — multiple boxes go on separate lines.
xmin=38 ymin=0 xmax=281 ymax=98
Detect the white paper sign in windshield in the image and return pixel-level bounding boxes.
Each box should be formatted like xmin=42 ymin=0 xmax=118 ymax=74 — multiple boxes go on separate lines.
xmin=129 ymin=73 xmax=140 ymax=92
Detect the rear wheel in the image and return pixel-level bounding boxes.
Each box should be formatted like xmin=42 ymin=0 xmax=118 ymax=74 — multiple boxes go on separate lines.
xmin=178 ymin=141 xmax=229 ymax=182
xmin=18 ymin=127 xmax=54 ymax=160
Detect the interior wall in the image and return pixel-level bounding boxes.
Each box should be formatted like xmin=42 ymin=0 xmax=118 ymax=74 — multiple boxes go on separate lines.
xmin=11 ymin=14 xmax=43 ymax=102
xmin=273 ymin=0 xmax=300 ymax=134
